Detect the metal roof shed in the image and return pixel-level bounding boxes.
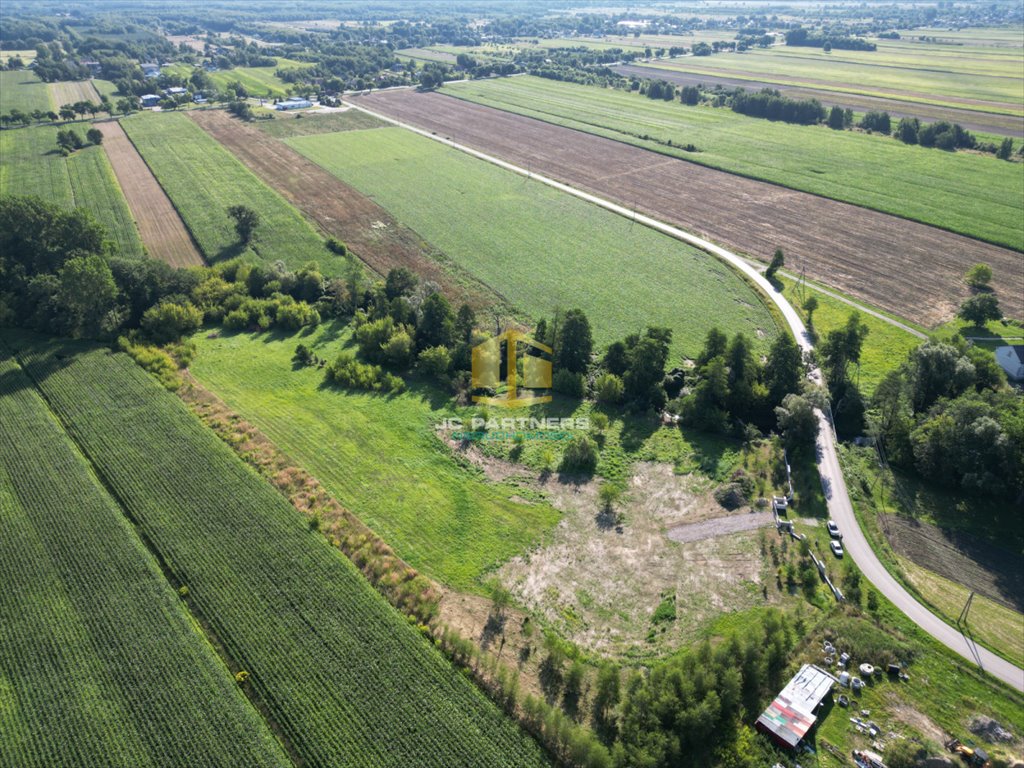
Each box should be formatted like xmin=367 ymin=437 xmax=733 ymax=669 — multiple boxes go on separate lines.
xmin=755 ymin=664 xmax=837 ymax=750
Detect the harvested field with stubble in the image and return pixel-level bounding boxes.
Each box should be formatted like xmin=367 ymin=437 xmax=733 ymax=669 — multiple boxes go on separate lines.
xmin=48 ymin=80 xmax=100 ymax=107
xmin=357 ymin=89 xmax=1023 ymax=325
xmin=191 ymin=109 xmax=518 ymax=308
xmin=98 ymin=121 xmax=203 ymax=267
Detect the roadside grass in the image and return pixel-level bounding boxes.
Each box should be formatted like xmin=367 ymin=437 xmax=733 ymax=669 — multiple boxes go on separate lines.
xmin=934 ymin=315 xmax=1024 ymax=349
xmin=120 ymin=111 xmax=349 ymax=273
xmin=190 ymin=321 xmax=562 ymax=591
xmin=0 ymin=124 xmax=143 ymax=257
xmin=442 ymin=76 xmax=1024 ymax=251
xmin=840 ymin=444 xmax=1024 ymax=669
xmin=254 ymin=109 xmax=387 ymax=138
xmin=0 ymin=69 xmax=52 ymax=114
xmin=778 ymin=275 xmax=923 ymax=396
xmin=287 ymin=126 xmax=779 ymax=360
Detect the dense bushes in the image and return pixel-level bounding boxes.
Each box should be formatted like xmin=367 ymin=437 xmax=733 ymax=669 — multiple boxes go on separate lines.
xmin=325 ymin=352 xmax=404 ymax=393
xmin=731 ymin=88 xmax=826 ymax=125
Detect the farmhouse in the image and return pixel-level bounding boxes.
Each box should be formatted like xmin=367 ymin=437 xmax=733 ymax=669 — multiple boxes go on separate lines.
xmin=139 ymin=94 xmax=162 ymax=108
xmin=995 ymin=346 xmax=1024 ymax=381
xmin=276 ymin=96 xmax=313 ymax=110
xmin=755 ymin=664 xmax=837 ymax=750
xmin=164 ymin=86 xmax=187 ymax=96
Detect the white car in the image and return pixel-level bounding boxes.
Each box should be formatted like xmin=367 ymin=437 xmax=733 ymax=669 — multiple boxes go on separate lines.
xmin=830 ymin=540 xmax=845 ymax=558
xmin=827 ymin=520 xmax=842 ymax=539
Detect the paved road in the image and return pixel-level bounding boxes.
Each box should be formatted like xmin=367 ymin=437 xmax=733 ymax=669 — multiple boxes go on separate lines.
xmin=350 ymin=99 xmax=1024 ymax=692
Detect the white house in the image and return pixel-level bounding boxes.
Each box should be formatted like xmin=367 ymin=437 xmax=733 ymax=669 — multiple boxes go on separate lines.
xmin=995 ymin=346 xmax=1024 ymax=381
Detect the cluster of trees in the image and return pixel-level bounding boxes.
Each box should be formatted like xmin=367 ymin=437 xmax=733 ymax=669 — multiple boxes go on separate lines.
xmin=730 ymin=88 xmax=826 ymax=125
xmin=0 ymin=195 xmax=323 ymax=344
xmin=55 ymin=126 xmax=103 ymax=154
xmin=894 ymin=117 xmax=978 ymax=151
xmin=817 ymin=312 xmax=870 ymax=437
xmin=668 ymin=328 xmax=810 ymax=444
xmin=785 ymin=27 xmax=877 ymax=51
xmin=870 ymin=339 xmax=1020 ymax=500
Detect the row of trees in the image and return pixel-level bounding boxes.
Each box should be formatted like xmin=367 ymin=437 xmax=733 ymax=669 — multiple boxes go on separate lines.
xmin=730 ymin=88 xmax=827 ymax=125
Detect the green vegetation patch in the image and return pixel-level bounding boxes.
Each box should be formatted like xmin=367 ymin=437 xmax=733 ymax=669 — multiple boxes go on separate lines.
xmin=191 ymin=322 xmax=561 ymax=590
xmin=254 ymin=109 xmax=387 ymax=138
xmin=7 ymin=331 xmax=549 ymax=768
xmin=0 ymin=125 xmax=143 ymax=257
xmin=121 ymin=111 xmax=349 ymax=272
xmin=0 ymin=70 xmax=52 ymax=114
xmin=442 ymin=76 xmax=1024 ymax=251
xmin=0 ymin=352 xmax=289 ymax=768
xmin=288 ymin=126 xmax=778 ymax=359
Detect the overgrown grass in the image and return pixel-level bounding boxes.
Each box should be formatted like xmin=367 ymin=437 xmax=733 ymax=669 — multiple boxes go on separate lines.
xmin=778 ymin=275 xmax=923 ymax=396
xmin=0 ymin=69 xmax=51 ymax=114
xmin=0 ymin=124 xmax=143 ymax=257
xmin=121 ymin=111 xmax=349 ymax=273
xmin=442 ymin=76 xmax=1024 ymax=251
xmin=190 ymin=321 xmax=562 ymax=591
xmin=254 ymin=109 xmax=387 ymax=138
xmin=287 ymin=126 xmax=779 ymax=360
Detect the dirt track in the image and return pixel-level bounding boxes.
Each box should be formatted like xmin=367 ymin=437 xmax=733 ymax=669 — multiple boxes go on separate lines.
xmin=189 ymin=110 xmax=498 ymax=308
xmin=357 ymin=89 xmax=1023 ymax=325
xmin=98 ymin=121 xmax=204 ymax=268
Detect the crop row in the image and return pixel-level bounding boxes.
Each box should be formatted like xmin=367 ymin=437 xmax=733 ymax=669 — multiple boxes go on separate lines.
xmin=0 ymin=350 xmax=289 ymax=768
xmin=8 ymin=333 xmax=549 ymax=768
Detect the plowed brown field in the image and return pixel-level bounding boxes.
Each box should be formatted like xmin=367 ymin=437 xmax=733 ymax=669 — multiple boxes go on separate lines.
xmin=189 ymin=109 xmax=498 ymax=308
xmin=98 ymin=121 xmax=204 ymax=268
xmin=356 ymin=89 xmax=1023 ymax=325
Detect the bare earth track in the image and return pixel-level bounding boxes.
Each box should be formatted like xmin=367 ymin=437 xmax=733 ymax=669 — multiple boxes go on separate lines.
xmin=356 ymin=89 xmax=1023 ymax=325
xmin=97 ymin=121 xmax=204 ymax=268
xmin=189 ymin=109 xmax=498 ymax=308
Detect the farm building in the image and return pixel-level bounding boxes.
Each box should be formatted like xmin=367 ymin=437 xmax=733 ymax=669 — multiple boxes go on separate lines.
xmin=139 ymin=94 xmax=162 ymax=108
xmin=755 ymin=664 xmax=837 ymax=751
xmin=164 ymin=86 xmax=187 ymax=96
xmin=995 ymin=346 xmax=1024 ymax=381
xmin=141 ymin=62 xmax=161 ymax=78
xmin=276 ymin=97 xmax=313 ymax=110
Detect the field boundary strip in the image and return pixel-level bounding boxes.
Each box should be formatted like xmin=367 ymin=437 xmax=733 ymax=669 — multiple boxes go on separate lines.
xmin=98 ymin=119 xmax=205 ymax=267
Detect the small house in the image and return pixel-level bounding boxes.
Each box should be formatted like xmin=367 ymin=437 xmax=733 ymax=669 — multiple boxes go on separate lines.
xmin=192 ymin=93 xmax=208 ymax=103
xmin=163 ymin=86 xmax=187 ymax=96
xmin=140 ymin=94 xmax=162 ymax=108
xmin=141 ymin=62 xmax=160 ymax=78
xmin=755 ymin=664 xmax=837 ymax=751
xmin=995 ymin=346 xmax=1024 ymax=381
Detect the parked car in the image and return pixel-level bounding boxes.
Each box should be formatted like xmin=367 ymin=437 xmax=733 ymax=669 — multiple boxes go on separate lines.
xmin=827 ymin=520 xmax=842 ymax=539
xmin=830 ymin=539 xmax=844 ymax=557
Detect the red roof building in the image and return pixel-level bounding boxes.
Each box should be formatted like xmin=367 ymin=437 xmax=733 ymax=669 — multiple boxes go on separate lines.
xmin=755 ymin=664 xmax=837 ymax=750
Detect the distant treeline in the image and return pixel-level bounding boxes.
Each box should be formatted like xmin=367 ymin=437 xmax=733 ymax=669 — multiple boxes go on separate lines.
xmin=785 ymin=27 xmax=877 ymax=51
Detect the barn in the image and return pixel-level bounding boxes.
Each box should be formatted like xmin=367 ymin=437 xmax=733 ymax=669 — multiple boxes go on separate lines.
xmin=755 ymin=664 xmax=837 ymax=751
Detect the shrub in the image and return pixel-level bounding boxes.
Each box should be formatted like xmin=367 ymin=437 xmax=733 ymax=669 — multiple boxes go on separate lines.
xmin=326 ymin=352 xmax=405 ymax=393
xmin=326 ymin=237 xmax=347 ymax=255
xmin=140 ymin=300 xmax=203 ymax=344
xmin=560 ymin=434 xmax=598 ymax=474
xmin=553 ymin=369 xmax=584 ymax=398
xmin=417 ymin=345 xmax=452 ymax=377
xmin=594 ymin=372 xmax=624 ymax=404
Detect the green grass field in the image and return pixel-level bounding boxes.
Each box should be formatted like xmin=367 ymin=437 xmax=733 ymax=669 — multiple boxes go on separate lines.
xmin=6 ymin=331 xmax=549 ymax=768
xmin=92 ymin=79 xmax=121 ymax=100
xmin=644 ymin=39 xmax=1024 ymax=116
xmin=191 ymin=321 xmax=561 ymax=590
xmin=165 ymin=59 xmax=312 ymax=98
xmin=778 ymin=276 xmax=923 ymax=396
xmin=442 ymin=77 xmax=1024 ymax=251
xmin=121 ymin=111 xmax=350 ymax=272
xmin=287 ymin=126 xmax=779 ymax=359
xmin=254 ymin=109 xmax=386 ymax=138
xmin=0 ymin=125 xmax=143 ymax=257
xmin=0 ymin=352 xmax=290 ymax=768
xmin=0 ymin=70 xmax=52 ymax=114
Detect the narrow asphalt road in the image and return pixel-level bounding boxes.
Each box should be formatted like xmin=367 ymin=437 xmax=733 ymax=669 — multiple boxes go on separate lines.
xmin=350 ymin=99 xmax=1024 ymax=692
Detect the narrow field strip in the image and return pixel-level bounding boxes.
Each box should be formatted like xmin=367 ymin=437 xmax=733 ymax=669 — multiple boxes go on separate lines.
xmin=47 ymin=80 xmax=100 ymax=108
xmin=0 ymin=351 xmax=291 ymax=768
xmin=5 ymin=332 xmax=550 ymax=768
xmin=98 ymin=120 xmax=204 ymax=267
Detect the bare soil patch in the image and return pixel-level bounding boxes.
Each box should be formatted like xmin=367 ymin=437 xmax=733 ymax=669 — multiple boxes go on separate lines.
xmin=881 ymin=514 xmax=1023 ymax=612
xmin=190 ymin=109 xmax=501 ymax=308
xmin=667 ymin=510 xmax=773 ymax=543
xmin=48 ymin=79 xmax=99 ymax=107
xmin=97 ymin=121 xmax=204 ymax=268
xmin=357 ymin=89 xmax=1022 ymax=325
xmin=494 ymin=462 xmax=770 ymax=656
